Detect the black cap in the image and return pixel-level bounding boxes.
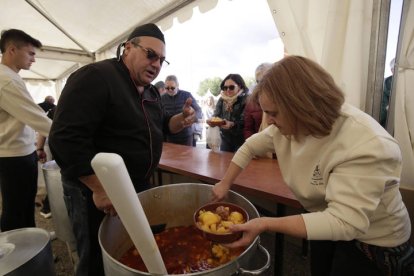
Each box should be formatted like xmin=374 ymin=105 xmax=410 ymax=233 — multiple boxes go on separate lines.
xmin=127 ymin=23 xmax=165 ymax=43
xmin=117 ymin=23 xmax=165 ymax=60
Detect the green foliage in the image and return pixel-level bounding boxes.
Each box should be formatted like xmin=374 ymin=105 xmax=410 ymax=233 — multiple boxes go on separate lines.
xmin=197 ymin=77 xmax=223 ymax=97
xmin=196 ymin=75 xmax=255 ymax=96
xmin=244 ymin=76 xmax=256 ymax=91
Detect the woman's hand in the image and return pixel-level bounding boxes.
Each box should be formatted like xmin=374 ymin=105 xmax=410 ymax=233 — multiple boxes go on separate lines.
xmin=212 ymin=181 xmax=231 ymax=202
xmin=224 ymin=217 xmax=265 ymax=248
xmin=221 ymin=120 xmax=234 ymax=129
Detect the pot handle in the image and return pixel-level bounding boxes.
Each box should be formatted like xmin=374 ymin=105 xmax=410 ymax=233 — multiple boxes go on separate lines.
xmin=237 ymin=242 xmax=271 ymax=275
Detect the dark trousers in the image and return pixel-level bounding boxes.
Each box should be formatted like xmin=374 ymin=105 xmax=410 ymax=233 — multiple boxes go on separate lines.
xmin=0 ymin=151 xmax=38 ymax=231
xmin=62 ymin=179 xmax=105 ymax=276
xmin=310 ymin=240 xmax=414 ymax=276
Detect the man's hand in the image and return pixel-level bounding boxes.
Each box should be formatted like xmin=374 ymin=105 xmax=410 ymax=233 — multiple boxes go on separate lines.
xmin=169 ymin=98 xmax=196 ymax=133
xmin=36 ymin=149 xmax=47 ymax=163
xmin=79 ymin=175 xmax=117 ymax=216
xmin=182 ymin=98 xmax=196 ymax=127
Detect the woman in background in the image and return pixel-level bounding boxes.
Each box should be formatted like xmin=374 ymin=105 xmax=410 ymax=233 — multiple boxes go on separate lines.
xmin=209 ymin=74 xmax=248 ymax=152
xmin=243 ymin=62 xmax=272 ymax=140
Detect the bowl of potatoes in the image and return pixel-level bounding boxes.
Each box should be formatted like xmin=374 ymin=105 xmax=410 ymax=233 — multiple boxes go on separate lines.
xmin=206 ymin=117 xmax=226 ymax=127
xmin=194 ymin=202 xmax=248 ymax=243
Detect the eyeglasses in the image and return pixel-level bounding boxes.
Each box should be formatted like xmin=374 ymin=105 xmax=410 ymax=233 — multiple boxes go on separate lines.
xmin=131 ymin=42 xmax=170 ymax=66
xmin=165 ymin=87 xmax=176 ymax=90
xmin=222 ymin=85 xmax=237 ymax=91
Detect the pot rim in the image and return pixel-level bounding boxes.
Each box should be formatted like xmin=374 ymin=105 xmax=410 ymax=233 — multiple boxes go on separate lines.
xmin=98 ymin=183 xmax=261 ymax=275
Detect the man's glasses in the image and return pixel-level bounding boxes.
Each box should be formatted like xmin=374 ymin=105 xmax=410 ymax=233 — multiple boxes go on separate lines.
xmin=222 ymin=85 xmax=237 ymax=91
xmin=131 ymin=42 xmax=170 ymax=66
xmin=165 ymin=87 xmax=176 ymax=90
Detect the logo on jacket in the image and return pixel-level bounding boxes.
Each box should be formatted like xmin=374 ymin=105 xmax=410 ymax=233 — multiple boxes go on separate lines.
xmin=311 ymin=164 xmax=324 ymax=186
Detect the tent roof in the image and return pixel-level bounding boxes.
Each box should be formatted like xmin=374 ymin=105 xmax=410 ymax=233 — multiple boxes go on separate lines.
xmin=0 ymin=0 xmax=205 ymax=81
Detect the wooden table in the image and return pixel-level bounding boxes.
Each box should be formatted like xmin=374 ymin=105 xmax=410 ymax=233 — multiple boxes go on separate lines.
xmin=157 ymin=143 xmax=303 ymax=276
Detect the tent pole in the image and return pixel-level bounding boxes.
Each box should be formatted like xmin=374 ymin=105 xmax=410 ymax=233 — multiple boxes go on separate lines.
xmin=365 ymin=0 xmax=391 ymax=120
xmin=25 ymin=0 xmax=93 ymax=57
xmin=386 ymin=0 xmax=409 ymax=134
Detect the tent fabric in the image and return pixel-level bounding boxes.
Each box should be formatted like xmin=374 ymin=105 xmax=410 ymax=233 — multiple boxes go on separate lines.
xmin=393 ymin=0 xmax=414 ymax=189
xmin=267 ymin=0 xmax=373 ymax=109
xmin=0 ymin=0 xmax=200 ymax=81
xmin=267 ymin=0 xmax=413 ymax=189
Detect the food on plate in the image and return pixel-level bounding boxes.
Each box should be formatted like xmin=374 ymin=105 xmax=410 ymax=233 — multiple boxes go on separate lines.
xmin=210 ymin=117 xmax=224 ymax=122
xmin=207 ymin=117 xmax=225 ymax=127
xmin=196 ymin=205 xmax=246 ymax=234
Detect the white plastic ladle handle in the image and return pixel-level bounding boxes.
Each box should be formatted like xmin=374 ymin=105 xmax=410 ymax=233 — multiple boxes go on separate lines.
xmin=91 ymin=152 xmax=167 ymax=275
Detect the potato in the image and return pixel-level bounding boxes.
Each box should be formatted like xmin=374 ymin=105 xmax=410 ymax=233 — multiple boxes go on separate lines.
xmin=221 ymin=220 xmax=234 ymax=228
xmin=197 ymin=205 xmax=245 ymax=235
xmin=216 ymin=226 xmax=227 ymax=233
xmin=198 ymin=211 xmax=221 ymax=226
xmin=210 ymin=223 xmax=217 ymax=232
xmin=229 ymin=211 xmax=244 ymax=223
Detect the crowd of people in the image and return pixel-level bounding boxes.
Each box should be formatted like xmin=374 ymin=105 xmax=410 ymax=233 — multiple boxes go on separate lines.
xmin=1 ymin=24 xmax=413 ymax=276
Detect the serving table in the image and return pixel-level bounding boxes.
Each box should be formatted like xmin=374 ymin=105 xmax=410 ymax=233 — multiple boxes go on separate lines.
xmin=157 ymin=143 xmax=304 ymax=276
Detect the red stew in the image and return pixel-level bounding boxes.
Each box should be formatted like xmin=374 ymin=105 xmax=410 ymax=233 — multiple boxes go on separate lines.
xmin=119 ymin=225 xmax=244 ymax=274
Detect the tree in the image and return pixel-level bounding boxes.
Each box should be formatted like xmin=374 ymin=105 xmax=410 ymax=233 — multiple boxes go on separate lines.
xmin=244 ymin=76 xmax=256 ymax=91
xmin=197 ymin=77 xmax=222 ymax=97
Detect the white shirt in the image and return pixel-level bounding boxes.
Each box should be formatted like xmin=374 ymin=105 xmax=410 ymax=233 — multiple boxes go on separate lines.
xmin=233 ymin=103 xmax=411 ymax=247
xmin=0 ymin=64 xmax=51 ymax=157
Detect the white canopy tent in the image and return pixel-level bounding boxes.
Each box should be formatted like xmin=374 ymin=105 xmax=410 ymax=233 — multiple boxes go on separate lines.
xmin=269 ymin=0 xmax=413 ymax=190
xmin=1 ymin=0 xmax=216 ymax=80
xmin=1 ymin=0 xmax=412 ymax=189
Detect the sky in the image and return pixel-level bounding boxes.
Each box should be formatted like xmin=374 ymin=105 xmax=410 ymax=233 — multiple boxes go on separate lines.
xmin=152 ymin=0 xmax=285 ymax=96
xmin=385 ymin=0 xmax=403 ymax=76
xmin=152 ymin=0 xmax=402 ymax=95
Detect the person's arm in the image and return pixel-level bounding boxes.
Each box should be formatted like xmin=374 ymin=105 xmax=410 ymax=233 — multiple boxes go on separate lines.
xmin=243 ymin=102 xmax=255 ymax=139
xmin=36 ymin=134 xmax=47 ymax=163
xmin=78 ymin=174 xmax=116 ymax=216
xmin=168 ymin=97 xmax=196 ymax=133
xmin=1 ymin=81 xmax=51 ymax=136
xmin=226 ymin=215 xmax=307 ymax=248
xmin=212 ymin=161 xmax=243 ymax=201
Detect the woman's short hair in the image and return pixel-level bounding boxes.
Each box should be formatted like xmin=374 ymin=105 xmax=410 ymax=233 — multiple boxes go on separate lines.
xmin=254 ymin=55 xmax=345 ymax=137
xmin=255 ymin=62 xmax=272 ymax=83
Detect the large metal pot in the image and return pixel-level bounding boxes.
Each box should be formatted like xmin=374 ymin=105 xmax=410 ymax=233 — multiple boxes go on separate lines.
xmin=99 ymin=183 xmax=270 ymax=275
xmin=41 ymin=160 xmax=76 ymax=246
xmin=0 ymin=228 xmax=56 ymax=275
xmin=42 ymin=161 xmax=78 ymax=267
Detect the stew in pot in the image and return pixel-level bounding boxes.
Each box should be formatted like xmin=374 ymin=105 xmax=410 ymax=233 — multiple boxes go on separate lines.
xmin=119 ymin=225 xmax=245 ymax=274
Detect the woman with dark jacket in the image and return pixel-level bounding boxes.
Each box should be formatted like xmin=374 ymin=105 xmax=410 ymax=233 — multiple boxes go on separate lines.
xmin=209 ymin=74 xmax=248 ymax=152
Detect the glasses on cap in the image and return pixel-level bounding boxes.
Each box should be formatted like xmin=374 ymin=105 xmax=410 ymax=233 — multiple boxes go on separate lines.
xmin=222 ymin=85 xmax=237 ymax=91
xmin=165 ymin=87 xmax=176 ymax=90
xmin=131 ymin=42 xmax=170 ymax=66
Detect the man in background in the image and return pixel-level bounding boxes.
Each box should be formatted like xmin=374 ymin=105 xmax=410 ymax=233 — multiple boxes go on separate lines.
xmin=161 ymin=75 xmax=202 ymax=146
xmin=37 ymin=95 xmax=56 ymax=219
xmin=0 ymin=29 xmax=51 ymax=231
xmin=38 ymin=95 xmax=56 ymax=113
xmin=154 ymin=80 xmax=166 ymax=96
